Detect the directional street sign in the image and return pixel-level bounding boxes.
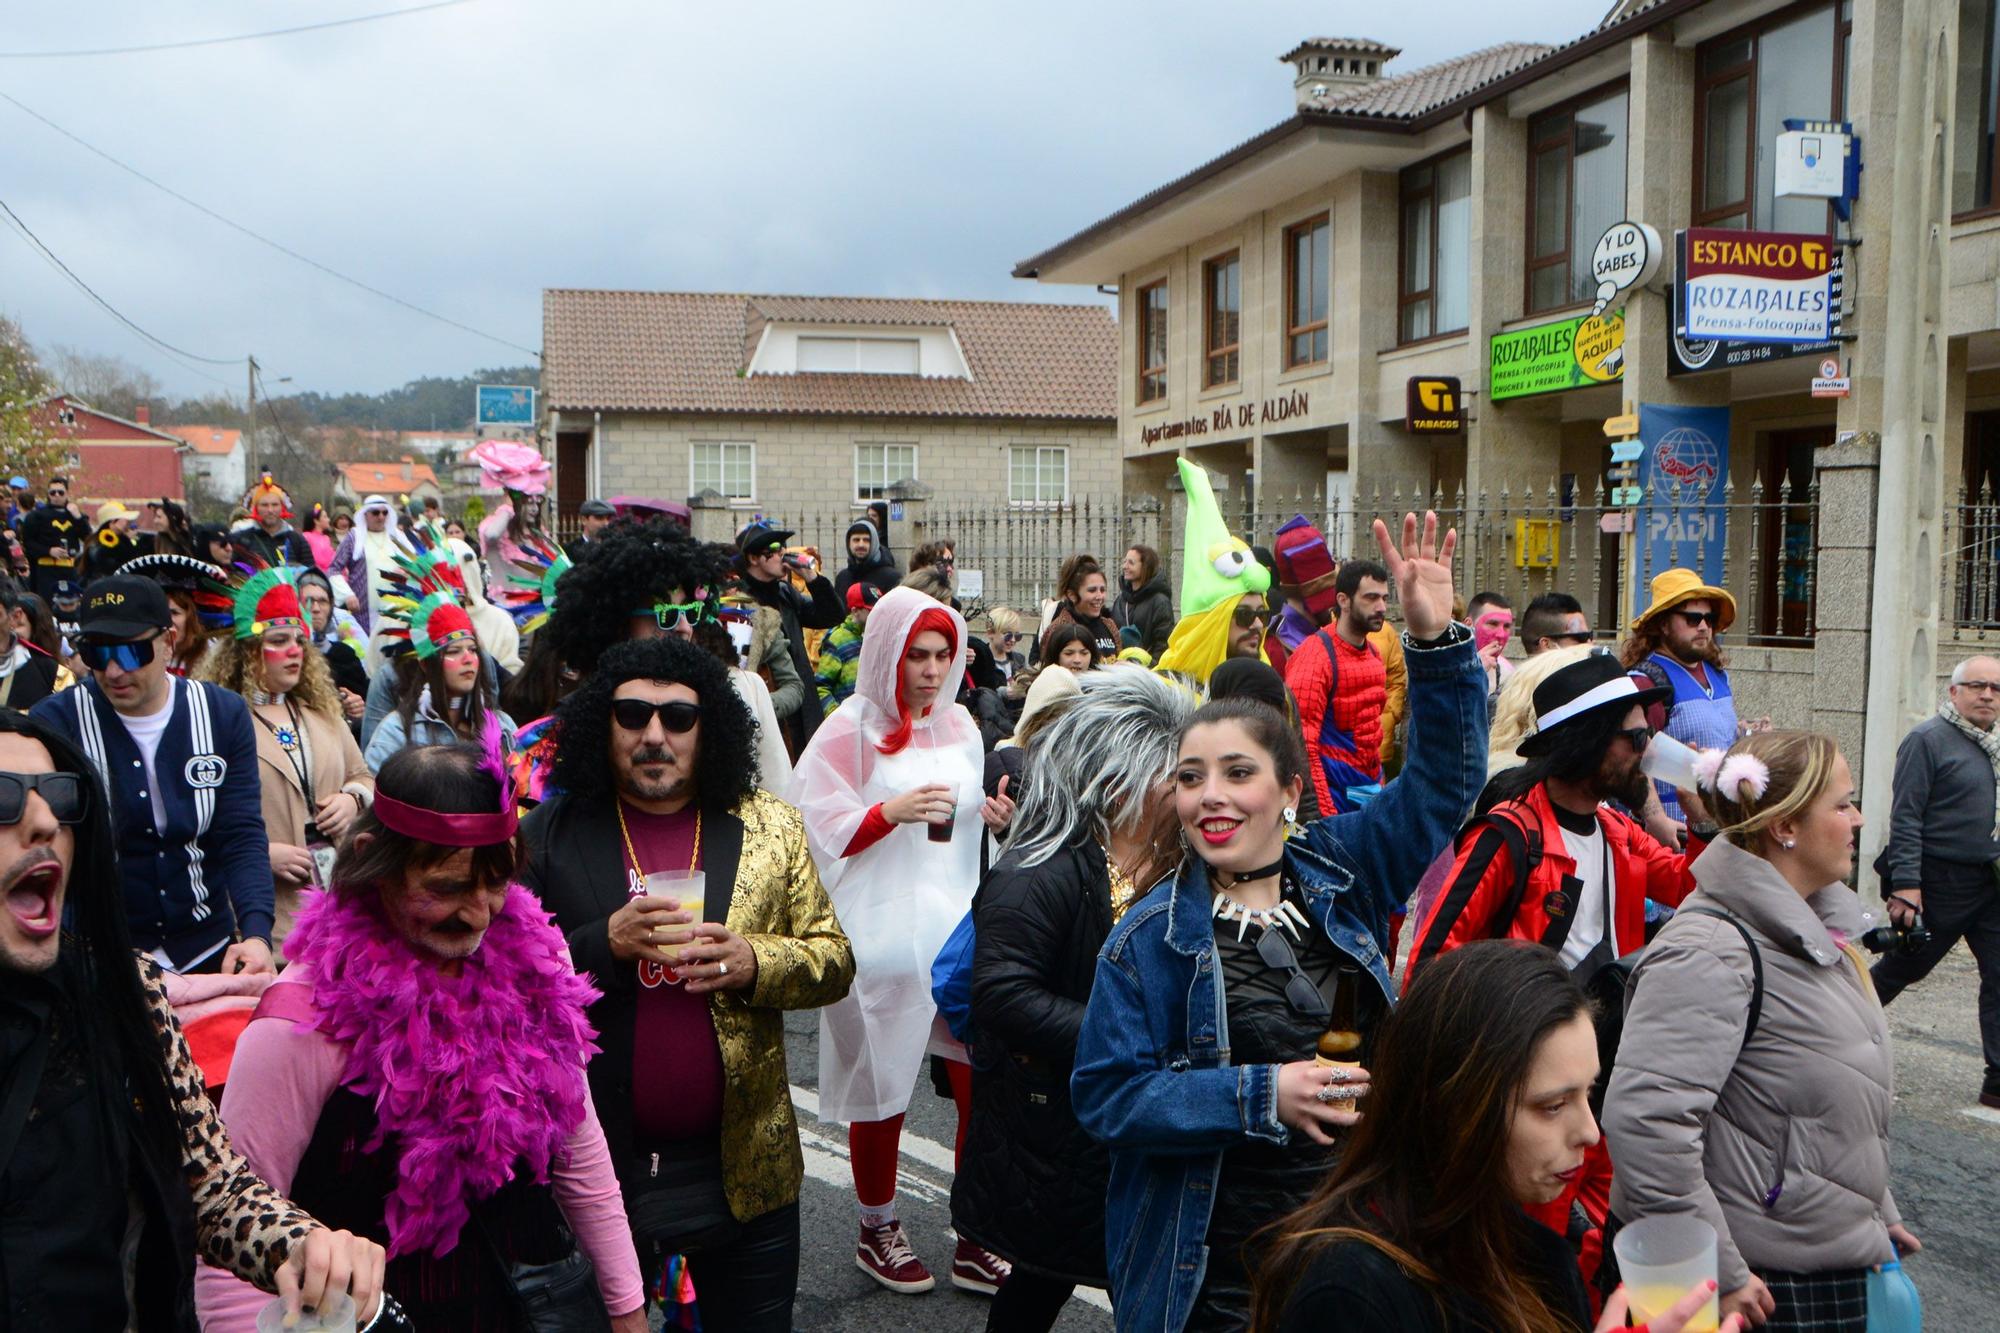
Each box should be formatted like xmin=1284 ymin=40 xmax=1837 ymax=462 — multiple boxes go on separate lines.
xmin=1602 ymin=412 xmax=1640 ymax=438
xmin=1611 ymin=484 xmax=1645 ymax=507
xmin=1609 ymin=440 xmax=1645 ymax=463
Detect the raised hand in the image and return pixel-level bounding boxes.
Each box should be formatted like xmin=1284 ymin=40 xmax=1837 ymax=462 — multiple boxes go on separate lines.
xmin=1371 ymin=512 xmax=1459 ymax=641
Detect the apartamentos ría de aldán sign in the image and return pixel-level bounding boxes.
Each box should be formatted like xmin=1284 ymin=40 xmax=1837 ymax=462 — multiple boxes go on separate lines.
xmin=1137 ymin=389 xmax=1310 ymax=446
xmin=1676 ymin=228 xmax=1835 ymax=344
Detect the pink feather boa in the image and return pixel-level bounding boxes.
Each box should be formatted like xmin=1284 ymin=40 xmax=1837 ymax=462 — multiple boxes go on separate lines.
xmin=282 ymin=883 xmax=602 ymax=1258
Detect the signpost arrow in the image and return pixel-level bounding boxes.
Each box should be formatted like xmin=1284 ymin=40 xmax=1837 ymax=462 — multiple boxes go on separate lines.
xmin=1609 ymin=440 xmax=1645 ymax=463
xmin=1602 ymin=412 xmax=1641 ymax=438
xmin=1611 ymin=484 xmax=1645 ymax=507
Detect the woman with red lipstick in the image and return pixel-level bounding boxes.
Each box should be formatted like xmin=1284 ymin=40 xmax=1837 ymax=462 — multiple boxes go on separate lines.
xmin=197 ymin=564 xmax=373 ymax=954
xmin=1250 ymin=943 xmax=1737 ymax=1333
xmin=789 ymin=585 xmax=1016 ymax=1297
xmin=1074 ymin=513 xmax=1492 ymax=1333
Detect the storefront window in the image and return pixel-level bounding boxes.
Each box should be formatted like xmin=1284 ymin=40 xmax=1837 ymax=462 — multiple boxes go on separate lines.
xmin=1696 ymin=6 xmax=1845 ymax=230
xmin=1526 ymin=87 xmax=1630 ymax=312
xmin=1400 ymin=150 xmax=1470 ymax=342
xmin=1138 ymin=281 xmax=1167 ymax=403
xmin=1203 ymin=251 xmax=1241 ymax=387
xmin=1285 ymin=213 xmax=1330 ymax=367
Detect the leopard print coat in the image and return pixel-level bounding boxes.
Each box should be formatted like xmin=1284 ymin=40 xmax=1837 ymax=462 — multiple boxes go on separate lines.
xmin=137 ymin=955 xmax=320 ymax=1288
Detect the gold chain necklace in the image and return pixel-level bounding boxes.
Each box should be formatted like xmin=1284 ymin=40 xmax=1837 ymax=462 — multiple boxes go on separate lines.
xmin=615 ymin=800 xmax=700 ymax=889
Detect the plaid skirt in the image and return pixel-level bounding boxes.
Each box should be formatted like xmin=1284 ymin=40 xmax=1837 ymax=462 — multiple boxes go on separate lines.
xmin=1759 ymin=1268 xmax=1869 ymax=1332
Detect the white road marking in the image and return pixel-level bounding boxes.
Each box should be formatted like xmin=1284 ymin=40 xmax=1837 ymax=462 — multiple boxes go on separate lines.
xmin=1958 ymin=1104 xmax=2000 ymax=1126
xmin=790 ymin=1083 xmax=1114 ymax=1313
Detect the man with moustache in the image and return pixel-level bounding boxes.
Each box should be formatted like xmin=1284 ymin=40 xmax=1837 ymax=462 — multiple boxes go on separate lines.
xmin=1285 ymin=557 xmax=1391 ymax=815
xmin=1620 ymin=569 xmax=1741 ymax=823
xmin=524 ymin=634 xmax=852 ymax=1331
xmin=0 ymin=709 xmax=386 ymax=1330
xmin=30 ymin=576 xmax=275 ymax=974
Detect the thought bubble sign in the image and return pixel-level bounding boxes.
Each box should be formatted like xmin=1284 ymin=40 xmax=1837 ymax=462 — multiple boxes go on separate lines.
xmin=1589 ymin=221 xmax=1662 ymax=317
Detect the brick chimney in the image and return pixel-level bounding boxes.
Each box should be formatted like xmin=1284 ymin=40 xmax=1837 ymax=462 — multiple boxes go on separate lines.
xmin=135 ymin=403 xmax=151 ymax=426
xmin=1280 ymin=38 xmax=1400 ymax=111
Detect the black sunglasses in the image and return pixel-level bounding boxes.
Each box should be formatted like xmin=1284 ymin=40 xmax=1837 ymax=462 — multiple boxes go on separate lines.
xmin=79 ymin=635 xmax=160 ymax=673
xmin=1615 ymin=725 xmax=1655 ymax=751
xmin=610 ymin=699 xmax=702 ymax=734
xmin=1677 ymin=609 xmax=1721 ymax=629
xmin=1255 ymin=928 xmax=1331 ymax=1020
xmin=0 ymin=771 xmax=88 ymax=825
xmin=1231 ymin=604 xmax=1268 ymax=629
xmin=1549 ymin=631 xmax=1593 ymax=645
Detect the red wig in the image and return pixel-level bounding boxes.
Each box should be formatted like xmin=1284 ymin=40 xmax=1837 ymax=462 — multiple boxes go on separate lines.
xmin=876 ymin=606 xmax=960 ymax=755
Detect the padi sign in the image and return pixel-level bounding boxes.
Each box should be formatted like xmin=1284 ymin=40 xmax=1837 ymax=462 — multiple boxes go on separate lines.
xmin=1676 ymin=228 xmax=1835 ymax=344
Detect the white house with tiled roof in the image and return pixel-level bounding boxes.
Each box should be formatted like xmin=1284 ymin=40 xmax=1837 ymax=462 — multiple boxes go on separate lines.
xmin=539 ymin=289 xmax=1119 ymax=536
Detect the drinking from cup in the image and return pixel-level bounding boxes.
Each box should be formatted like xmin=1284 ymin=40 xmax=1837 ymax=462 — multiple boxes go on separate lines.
xmin=1639 ymin=732 xmax=1703 ymax=792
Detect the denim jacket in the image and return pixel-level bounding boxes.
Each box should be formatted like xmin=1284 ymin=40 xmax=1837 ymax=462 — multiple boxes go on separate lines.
xmin=1070 ymin=630 xmax=1485 ymax=1332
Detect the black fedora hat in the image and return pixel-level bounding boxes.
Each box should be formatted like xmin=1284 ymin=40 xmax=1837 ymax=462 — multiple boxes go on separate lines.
xmin=1516 ymin=651 xmax=1672 ymax=757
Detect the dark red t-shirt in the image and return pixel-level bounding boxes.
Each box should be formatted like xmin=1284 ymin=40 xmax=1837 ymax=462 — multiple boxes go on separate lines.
xmin=621 ymin=802 xmax=725 ymax=1143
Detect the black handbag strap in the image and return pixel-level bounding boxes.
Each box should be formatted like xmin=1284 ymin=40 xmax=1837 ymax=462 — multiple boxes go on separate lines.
xmin=1677 ymin=905 xmax=1765 ymax=1050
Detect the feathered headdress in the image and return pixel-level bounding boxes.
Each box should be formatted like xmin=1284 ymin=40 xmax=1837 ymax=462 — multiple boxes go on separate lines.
xmin=378 ymin=524 xmax=476 ymax=660
xmin=195 ymin=554 xmax=307 ymax=640
xmin=246 ymin=471 xmax=292 ymax=519
xmin=496 ymin=532 xmax=571 ymax=633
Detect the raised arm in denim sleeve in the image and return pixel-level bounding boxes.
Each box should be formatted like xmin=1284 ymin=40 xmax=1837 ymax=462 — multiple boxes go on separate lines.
xmin=1070 ymin=941 xmax=1286 ymax=1155
xmin=1303 ymin=631 xmax=1486 ymax=919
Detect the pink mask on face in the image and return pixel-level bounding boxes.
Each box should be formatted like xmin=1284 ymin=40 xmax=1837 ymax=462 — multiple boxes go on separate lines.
xmin=1473 ymin=614 xmax=1513 ymax=651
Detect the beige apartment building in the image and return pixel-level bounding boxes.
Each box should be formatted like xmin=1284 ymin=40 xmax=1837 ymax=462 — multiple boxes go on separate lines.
xmin=1018 ymin=0 xmax=1992 ymax=883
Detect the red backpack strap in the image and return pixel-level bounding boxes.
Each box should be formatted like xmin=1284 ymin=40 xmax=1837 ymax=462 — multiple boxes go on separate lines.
xmin=249 ymin=981 xmax=318 ymax=1027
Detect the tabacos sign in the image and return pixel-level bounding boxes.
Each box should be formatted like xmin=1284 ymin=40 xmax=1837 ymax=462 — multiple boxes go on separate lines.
xmin=1489 ymin=309 xmax=1624 ymax=402
xmin=1677 ymin=228 xmax=1835 ymax=344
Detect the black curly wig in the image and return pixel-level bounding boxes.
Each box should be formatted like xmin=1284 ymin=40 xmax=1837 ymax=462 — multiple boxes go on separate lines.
xmin=542 ymin=517 xmax=736 ymax=675
xmin=549 ymin=634 xmax=760 ymax=812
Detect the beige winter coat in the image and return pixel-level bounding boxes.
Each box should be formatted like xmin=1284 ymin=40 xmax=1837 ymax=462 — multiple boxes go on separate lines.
xmin=1605 ymin=835 xmax=1899 ymax=1291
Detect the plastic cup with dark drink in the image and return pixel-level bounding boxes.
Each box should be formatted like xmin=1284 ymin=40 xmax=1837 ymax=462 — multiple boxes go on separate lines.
xmin=927 ymin=782 xmax=960 ymax=844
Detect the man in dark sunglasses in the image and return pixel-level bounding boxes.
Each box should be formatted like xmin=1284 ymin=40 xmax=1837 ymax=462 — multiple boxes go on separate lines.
xmin=1521 ymin=591 xmax=1593 ymax=657
xmin=29 ymin=575 xmax=275 ymax=975
xmin=1623 ymin=568 xmax=1745 ymax=824
xmin=734 ymin=522 xmax=842 ymax=754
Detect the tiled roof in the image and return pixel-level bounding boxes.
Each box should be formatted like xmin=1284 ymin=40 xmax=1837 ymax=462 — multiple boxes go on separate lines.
xmin=1313 ymin=42 xmax=1555 ymax=118
xmin=167 ymin=424 xmax=242 ymax=456
xmin=1280 ymin=36 xmax=1403 ymax=61
xmin=337 ymin=460 xmax=440 ymax=492
xmin=541 ymin=290 xmax=1116 ymax=421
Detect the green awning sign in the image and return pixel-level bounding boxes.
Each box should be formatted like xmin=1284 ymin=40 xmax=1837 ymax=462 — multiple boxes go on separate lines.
xmin=1489 ymin=310 xmax=1625 ymax=402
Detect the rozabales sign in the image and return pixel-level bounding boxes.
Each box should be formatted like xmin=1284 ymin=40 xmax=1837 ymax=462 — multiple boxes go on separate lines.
xmin=1138 ymin=389 xmax=1310 ymax=446
xmin=1489 ymin=309 xmax=1624 ymax=402
xmin=1668 ymin=250 xmax=1844 ymax=376
xmin=1677 ymin=228 xmax=1835 ymax=344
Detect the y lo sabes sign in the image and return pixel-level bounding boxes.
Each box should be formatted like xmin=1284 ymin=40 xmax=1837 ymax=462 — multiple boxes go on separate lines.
xmin=1677 ymin=229 xmax=1834 ymax=345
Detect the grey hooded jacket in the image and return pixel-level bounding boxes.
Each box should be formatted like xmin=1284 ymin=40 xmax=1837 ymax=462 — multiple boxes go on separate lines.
xmin=1605 ymin=835 xmax=1899 ymax=1292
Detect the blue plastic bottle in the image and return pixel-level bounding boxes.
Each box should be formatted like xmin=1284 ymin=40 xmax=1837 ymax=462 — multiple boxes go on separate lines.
xmin=1865 ymin=1258 xmax=1922 ymax=1332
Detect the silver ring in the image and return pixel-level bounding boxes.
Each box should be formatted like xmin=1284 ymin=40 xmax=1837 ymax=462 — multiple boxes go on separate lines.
xmin=1315 ymin=1084 xmax=1340 ymax=1104
xmin=718 ymin=961 xmax=729 ymax=975
xmin=1325 ymin=1067 xmax=1352 ymax=1085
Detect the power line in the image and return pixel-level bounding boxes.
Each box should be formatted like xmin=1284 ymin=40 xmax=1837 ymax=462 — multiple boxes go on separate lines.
xmin=251 ymin=361 xmax=299 ymax=458
xmin=0 ymin=1 xmax=473 ymax=59
xmin=0 ymin=193 xmax=238 ymax=385
xmin=0 ymin=89 xmax=541 ymax=360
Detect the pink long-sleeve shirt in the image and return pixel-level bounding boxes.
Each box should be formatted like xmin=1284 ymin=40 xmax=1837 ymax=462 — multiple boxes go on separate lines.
xmin=194 ymin=964 xmax=643 ymax=1328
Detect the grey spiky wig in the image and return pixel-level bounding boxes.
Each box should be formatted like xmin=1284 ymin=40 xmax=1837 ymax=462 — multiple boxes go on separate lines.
xmin=1004 ymin=666 xmax=1194 ymax=868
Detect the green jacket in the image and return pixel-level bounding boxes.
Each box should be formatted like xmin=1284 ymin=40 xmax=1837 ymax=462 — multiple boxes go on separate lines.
xmin=816 ymin=617 xmax=865 ymax=716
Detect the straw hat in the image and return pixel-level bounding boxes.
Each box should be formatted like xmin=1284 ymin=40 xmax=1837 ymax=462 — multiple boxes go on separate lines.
xmin=1629 ymin=568 xmax=1736 ymax=633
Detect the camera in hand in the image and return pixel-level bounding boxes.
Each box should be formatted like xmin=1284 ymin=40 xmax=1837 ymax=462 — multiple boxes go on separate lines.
xmin=1859 ymin=913 xmax=1931 ymax=957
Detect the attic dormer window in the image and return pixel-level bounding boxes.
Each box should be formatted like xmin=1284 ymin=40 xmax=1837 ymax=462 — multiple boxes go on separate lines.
xmin=797 ymin=336 xmax=921 ymax=374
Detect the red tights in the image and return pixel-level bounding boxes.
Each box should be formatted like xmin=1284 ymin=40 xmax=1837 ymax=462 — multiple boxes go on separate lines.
xmin=849 ymin=1059 xmax=972 ymax=1206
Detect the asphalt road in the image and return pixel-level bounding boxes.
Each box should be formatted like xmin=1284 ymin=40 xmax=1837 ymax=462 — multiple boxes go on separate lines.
xmin=708 ymin=943 xmax=1999 ymax=1331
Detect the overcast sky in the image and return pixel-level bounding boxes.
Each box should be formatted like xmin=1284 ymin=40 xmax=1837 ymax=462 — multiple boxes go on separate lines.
xmin=0 ymin=0 xmax=1609 ymax=399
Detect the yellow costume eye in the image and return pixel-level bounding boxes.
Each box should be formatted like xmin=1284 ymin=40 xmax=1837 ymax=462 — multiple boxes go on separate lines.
xmin=1210 ymin=548 xmax=1250 ymax=579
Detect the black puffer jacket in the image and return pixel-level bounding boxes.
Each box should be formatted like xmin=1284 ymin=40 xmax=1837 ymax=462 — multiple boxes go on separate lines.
xmin=1114 ymin=575 xmax=1174 ymax=658
xmin=950 ymin=833 xmax=1113 ymax=1284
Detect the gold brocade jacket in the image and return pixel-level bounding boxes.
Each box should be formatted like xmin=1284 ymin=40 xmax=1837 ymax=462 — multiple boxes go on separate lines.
xmin=523 ymin=787 xmax=855 ymax=1222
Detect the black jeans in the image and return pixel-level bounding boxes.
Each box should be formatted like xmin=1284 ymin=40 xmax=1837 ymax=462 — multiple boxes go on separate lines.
xmin=637 ymin=1189 xmax=799 ymax=1333
xmin=1872 ymin=854 xmax=2000 ymax=1087
xmin=985 ymin=1269 xmax=1076 ymax=1332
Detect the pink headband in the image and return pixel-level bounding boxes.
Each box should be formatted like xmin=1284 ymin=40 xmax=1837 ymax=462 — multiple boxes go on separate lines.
xmin=372 ymin=792 xmax=519 ymax=847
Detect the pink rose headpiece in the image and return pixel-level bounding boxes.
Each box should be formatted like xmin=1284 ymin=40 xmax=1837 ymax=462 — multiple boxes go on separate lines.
xmin=470 ymin=440 xmax=551 ymax=496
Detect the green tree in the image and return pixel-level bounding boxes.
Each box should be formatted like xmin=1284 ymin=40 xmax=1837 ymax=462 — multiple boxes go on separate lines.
xmin=462 ymin=495 xmax=487 ymax=526
xmin=0 ymin=317 xmax=67 ymax=483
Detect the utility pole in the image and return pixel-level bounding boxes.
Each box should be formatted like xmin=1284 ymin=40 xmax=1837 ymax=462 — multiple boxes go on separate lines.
xmin=246 ymin=354 xmax=259 ymax=482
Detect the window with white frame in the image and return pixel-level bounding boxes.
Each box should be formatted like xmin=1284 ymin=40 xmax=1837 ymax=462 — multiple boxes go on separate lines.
xmin=854 ymin=442 xmax=917 ymax=501
xmin=690 ymin=441 xmax=755 ymax=501
xmin=1009 ymin=445 xmax=1069 ymax=506
xmin=798 ymin=336 xmax=921 ymax=374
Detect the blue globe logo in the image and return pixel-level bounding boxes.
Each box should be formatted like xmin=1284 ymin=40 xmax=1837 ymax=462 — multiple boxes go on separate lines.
xmin=1651 ymin=426 xmax=1720 ymax=507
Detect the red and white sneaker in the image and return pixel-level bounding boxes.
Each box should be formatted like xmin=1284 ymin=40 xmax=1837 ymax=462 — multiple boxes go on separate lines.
xmin=857 ymin=1220 xmax=935 ymax=1294
xmin=950 ymin=1237 xmax=1013 ymax=1295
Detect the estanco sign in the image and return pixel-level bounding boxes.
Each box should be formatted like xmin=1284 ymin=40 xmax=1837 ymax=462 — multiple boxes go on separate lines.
xmin=1676 ymin=228 xmax=1835 ymax=344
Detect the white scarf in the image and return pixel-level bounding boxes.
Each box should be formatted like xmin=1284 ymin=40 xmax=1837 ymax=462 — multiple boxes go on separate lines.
xmin=1940 ymin=699 xmax=2000 ymax=839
